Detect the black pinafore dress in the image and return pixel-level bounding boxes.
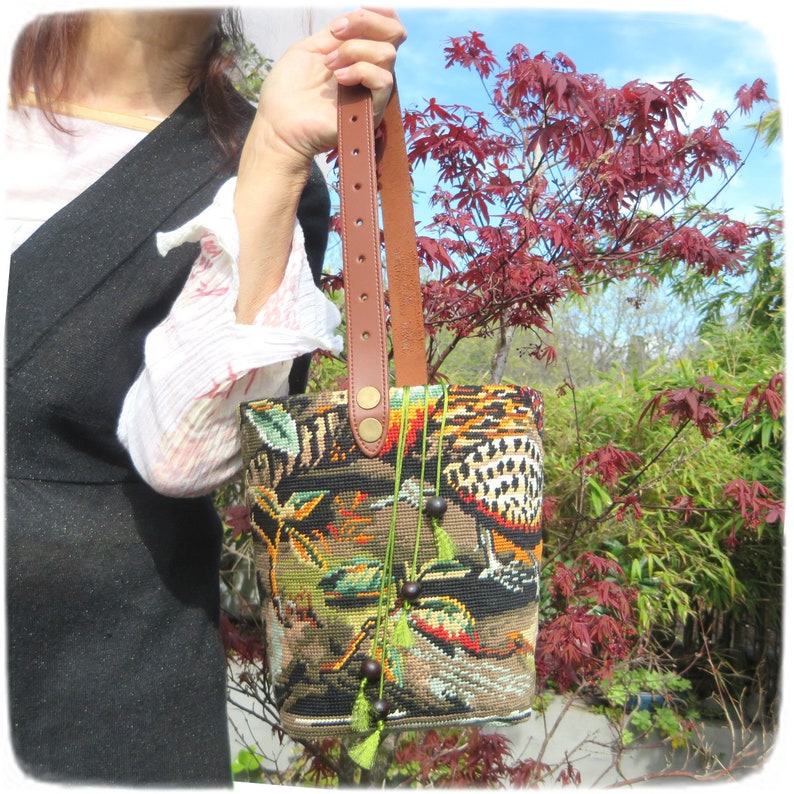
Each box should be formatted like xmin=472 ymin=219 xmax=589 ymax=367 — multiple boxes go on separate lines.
xmin=4 ymin=92 xmax=329 ymax=785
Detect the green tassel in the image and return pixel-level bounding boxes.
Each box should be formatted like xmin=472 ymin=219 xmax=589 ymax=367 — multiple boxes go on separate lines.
xmin=348 ymin=726 xmax=384 ymax=769
xmin=433 ymin=519 xmax=456 ymax=560
xmin=392 ymin=610 xmax=414 ymax=647
xmin=350 ymin=682 xmax=372 ymax=732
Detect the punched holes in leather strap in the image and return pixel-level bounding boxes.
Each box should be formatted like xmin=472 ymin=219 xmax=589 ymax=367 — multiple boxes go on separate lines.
xmin=338 ymin=85 xmax=390 ymax=455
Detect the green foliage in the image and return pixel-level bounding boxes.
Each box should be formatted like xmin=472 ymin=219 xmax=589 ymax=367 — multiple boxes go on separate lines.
xmin=544 ymin=324 xmax=781 ymax=626
xmin=229 ymin=39 xmax=273 ymax=103
xmin=750 ymin=106 xmax=781 ymax=148
xmin=538 ymin=213 xmax=783 ymax=724
xmin=284 ymin=727 xmax=557 ymax=788
xmin=231 ymin=746 xmax=267 ymax=783
xmin=605 ymin=667 xmax=693 ymax=706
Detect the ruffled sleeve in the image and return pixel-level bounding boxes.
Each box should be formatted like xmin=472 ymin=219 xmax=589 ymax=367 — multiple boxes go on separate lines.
xmin=117 ymin=177 xmax=342 ymax=497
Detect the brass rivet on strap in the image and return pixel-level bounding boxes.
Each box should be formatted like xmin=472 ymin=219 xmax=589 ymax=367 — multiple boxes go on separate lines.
xmin=358 ymin=417 xmax=384 ymax=443
xmin=356 ymin=386 xmax=382 ymax=410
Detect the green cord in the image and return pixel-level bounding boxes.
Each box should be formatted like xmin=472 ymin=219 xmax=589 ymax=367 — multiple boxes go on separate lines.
xmin=349 ymin=385 xmax=453 ymax=766
xmin=389 ymin=387 xmax=434 ymax=651
xmin=410 ymin=386 xmax=432 ymax=576
xmin=435 ymin=385 xmax=449 ymax=495
xmin=431 ymin=386 xmax=455 ymax=561
xmin=373 ymin=387 xmax=412 ymax=698
xmin=349 ymin=387 xmax=412 ymax=766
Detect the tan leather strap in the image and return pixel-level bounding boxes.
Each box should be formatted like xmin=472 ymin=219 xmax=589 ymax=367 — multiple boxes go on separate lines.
xmin=379 ymin=86 xmax=428 ymax=387
xmin=338 ymin=84 xmax=391 ymax=456
xmin=338 ymin=83 xmax=428 ymax=455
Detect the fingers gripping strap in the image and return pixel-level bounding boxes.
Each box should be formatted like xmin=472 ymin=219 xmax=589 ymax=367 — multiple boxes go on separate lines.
xmin=338 ymin=85 xmax=390 ymax=456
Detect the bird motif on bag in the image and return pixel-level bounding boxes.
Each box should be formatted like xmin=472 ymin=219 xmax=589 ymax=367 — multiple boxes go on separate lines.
xmin=439 ymin=385 xmax=543 ymax=593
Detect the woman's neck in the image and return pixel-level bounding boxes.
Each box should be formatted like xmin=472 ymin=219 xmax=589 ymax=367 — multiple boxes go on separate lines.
xmin=62 ymin=10 xmax=219 ymax=119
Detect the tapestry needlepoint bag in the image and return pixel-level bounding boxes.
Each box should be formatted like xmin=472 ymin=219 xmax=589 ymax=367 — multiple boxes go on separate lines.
xmin=239 ymin=84 xmax=544 ymax=767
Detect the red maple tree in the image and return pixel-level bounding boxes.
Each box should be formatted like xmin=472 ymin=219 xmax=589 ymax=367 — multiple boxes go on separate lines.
xmin=397 ymin=33 xmax=771 ymax=379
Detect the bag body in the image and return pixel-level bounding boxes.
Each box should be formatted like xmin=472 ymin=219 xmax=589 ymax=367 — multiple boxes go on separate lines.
xmin=240 ymin=382 xmax=543 ymax=738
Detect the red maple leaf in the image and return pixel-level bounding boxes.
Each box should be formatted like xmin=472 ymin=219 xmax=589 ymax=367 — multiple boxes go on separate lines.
xmin=742 ymin=371 xmax=784 ymax=421
xmin=574 ymin=441 xmax=643 ymax=489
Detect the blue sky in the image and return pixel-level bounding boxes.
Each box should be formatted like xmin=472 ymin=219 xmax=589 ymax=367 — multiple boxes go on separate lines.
xmin=392 ymin=2 xmax=784 ymax=225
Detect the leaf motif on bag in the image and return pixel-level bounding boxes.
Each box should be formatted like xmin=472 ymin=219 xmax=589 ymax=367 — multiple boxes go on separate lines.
xmin=320 ymin=557 xmax=387 ymax=600
xmin=327 ymin=492 xmax=375 ymax=546
xmin=245 ymin=403 xmax=300 ymax=456
xmin=251 ymin=486 xmax=282 ymax=521
xmin=418 ymin=559 xmax=471 ymax=581
xmin=290 ymin=530 xmax=328 ymax=570
xmin=251 ymin=488 xmax=326 ymax=524
xmin=410 ymin=595 xmax=481 ymax=652
xmin=283 ymin=491 xmax=327 ymax=521
xmin=370 ymin=478 xmax=423 ymax=511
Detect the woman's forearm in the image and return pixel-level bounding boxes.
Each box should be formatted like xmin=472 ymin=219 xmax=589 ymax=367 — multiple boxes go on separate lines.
xmin=233 ymin=127 xmax=314 ymax=324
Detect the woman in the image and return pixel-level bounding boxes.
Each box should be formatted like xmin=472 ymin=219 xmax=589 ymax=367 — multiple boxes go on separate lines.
xmin=5 ymin=6 xmax=405 ymax=785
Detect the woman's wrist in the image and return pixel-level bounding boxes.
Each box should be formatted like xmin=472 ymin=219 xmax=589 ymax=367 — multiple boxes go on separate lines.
xmin=238 ymin=112 xmax=317 ymax=183
xmin=233 ymin=126 xmax=315 ymax=325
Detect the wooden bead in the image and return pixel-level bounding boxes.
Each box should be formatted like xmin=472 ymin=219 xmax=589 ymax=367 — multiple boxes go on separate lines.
xmin=360 ymin=658 xmax=382 ymax=683
xmin=401 ymin=581 xmax=422 ymax=601
xmin=372 ymin=699 xmax=390 ymax=719
xmin=425 ymin=496 xmax=448 ymax=518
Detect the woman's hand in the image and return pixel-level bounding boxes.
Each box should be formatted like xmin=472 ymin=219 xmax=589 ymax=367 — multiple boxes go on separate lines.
xmin=251 ymin=8 xmax=406 ymax=169
xmin=233 ymin=8 xmax=406 ymax=324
